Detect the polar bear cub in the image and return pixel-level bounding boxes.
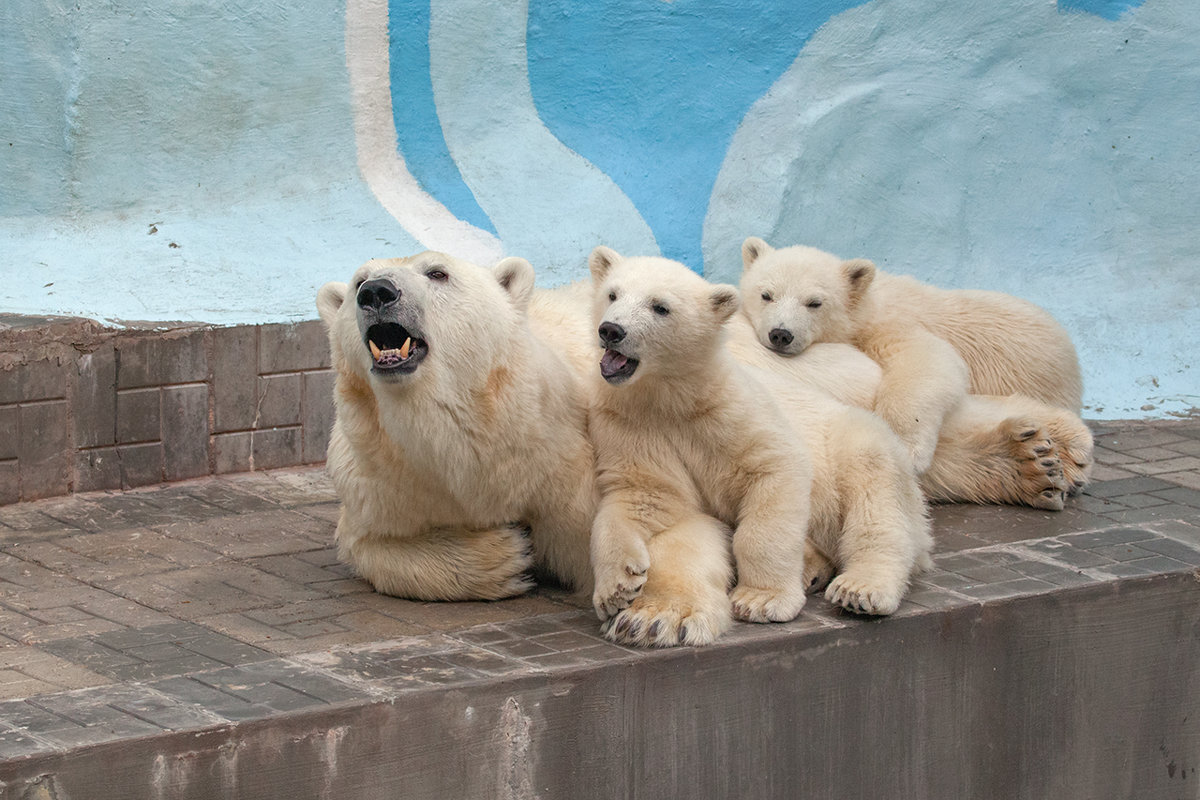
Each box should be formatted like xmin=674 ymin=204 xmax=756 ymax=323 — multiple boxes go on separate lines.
xmin=587 ymin=247 xmax=933 ymax=646
xmin=316 ymin=252 xmax=595 ymax=601
xmin=738 ymin=238 xmax=1093 ymax=498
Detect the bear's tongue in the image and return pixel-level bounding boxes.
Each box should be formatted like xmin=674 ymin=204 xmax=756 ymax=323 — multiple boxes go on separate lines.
xmin=600 ymin=349 xmax=628 ymax=377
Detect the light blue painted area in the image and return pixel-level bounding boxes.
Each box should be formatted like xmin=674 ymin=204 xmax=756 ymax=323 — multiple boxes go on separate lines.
xmin=0 ymin=0 xmax=421 ymax=323
xmin=425 ymin=0 xmax=658 ymax=280
xmin=526 ymin=0 xmax=868 ymax=268
xmin=704 ymin=0 xmax=1199 ymax=418
xmin=1058 ymin=0 xmax=1146 ymax=21
xmin=388 ymin=0 xmax=495 ymax=234
xmin=1 ymin=0 xmax=1196 ymax=417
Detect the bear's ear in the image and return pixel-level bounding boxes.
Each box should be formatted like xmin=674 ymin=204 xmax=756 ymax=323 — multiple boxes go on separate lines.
xmin=589 ymin=246 xmax=621 ymax=283
xmin=709 ymin=284 xmax=741 ymax=323
xmin=741 ymin=237 xmax=772 ymax=273
xmin=316 ymin=282 xmax=348 ymax=326
xmin=842 ymin=258 xmax=876 ymax=300
xmin=494 ymin=257 xmax=535 ymax=313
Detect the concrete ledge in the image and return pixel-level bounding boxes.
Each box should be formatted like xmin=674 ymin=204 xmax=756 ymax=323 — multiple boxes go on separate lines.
xmin=0 ymin=569 xmax=1196 ymax=799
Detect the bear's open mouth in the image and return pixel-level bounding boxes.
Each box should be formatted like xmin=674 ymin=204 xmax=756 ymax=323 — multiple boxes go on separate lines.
xmin=365 ymin=322 xmax=428 ymax=376
xmin=600 ymin=349 xmax=639 ymax=384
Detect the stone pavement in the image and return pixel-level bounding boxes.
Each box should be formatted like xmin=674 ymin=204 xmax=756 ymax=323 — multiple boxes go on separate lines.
xmin=0 ymin=419 xmax=1198 ymax=792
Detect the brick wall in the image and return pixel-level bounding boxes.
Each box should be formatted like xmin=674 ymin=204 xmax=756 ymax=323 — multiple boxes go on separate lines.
xmin=0 ymin=317 xmax=335 ymax=504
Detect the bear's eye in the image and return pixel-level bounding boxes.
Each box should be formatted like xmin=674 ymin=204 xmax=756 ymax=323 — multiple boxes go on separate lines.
xmin=608 ymin=291 xmax=617 ymax=302
xmin=806 ymin=298 xmax=823 ymax=309
xmin=761 ymin=291 xmax=773 ymax=303
xmin=652 ymin=303 xmax=670 ymax=317
xmin=426 ymin=269 xmax=448 ymax=282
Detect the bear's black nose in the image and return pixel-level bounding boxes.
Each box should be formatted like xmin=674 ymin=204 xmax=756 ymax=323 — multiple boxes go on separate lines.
xmin=769 ymin=328 xmax=793 ymax=348
xmin=357 ymin=278 xmax=400 ymax=311
xmin=598 ymin=321 xmax=626 ymax=346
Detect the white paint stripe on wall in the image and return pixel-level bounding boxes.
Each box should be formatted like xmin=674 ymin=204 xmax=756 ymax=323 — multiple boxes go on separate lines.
xmin=427 ymin=0 xmax=658 ymax=282
xmin=345 ymin=0 xmax=504 ymax=265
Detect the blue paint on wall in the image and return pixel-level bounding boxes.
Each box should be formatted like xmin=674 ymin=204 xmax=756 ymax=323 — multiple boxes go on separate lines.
xmin=525 ymin=0 xmax=869 ymax=269
xmin=389 ymin=0 xmax=495 ymax=234
xmin=1057 ymin=0 xmax=1146 ymax=20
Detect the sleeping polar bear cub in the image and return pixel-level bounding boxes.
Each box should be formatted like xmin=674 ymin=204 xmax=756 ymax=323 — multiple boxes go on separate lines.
xmin=587 ymin=247 xmax=933 ymax=646
xmin=316 ymin=252 xmax=594 ymax=601
xmin=739 ymin=238 xmax=1094 ymax=508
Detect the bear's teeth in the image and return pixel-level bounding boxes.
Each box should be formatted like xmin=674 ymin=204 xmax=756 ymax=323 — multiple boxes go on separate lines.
xmin=399 ymin=337 xmax=411 ymax=359
xmin=368 ymin=340 xmax=382 ymax=360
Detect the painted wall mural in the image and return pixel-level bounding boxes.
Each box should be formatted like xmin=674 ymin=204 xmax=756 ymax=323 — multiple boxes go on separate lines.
xmin=0 ymin=0 xmax=1196 ymax=417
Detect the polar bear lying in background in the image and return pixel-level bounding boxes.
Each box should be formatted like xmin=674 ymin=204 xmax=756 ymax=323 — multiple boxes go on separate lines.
xmin=738 ymin=237 xmax=1094 ymax=510
xmin=586 ymin=248 xmax=932 ymax=646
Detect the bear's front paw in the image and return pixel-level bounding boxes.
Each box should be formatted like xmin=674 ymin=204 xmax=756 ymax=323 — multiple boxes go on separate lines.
xmin=825 ymin=573 xmax=903 ymax=616
xmin=730 ymin=583 xmax=806 ymax=623
xmin=600 ymin=594 xmax=732 ymax=648
xmin=592 ymin=544 xmax=650 ymax=620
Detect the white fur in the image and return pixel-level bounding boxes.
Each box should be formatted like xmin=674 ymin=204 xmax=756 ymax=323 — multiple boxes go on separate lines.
xmin=317 ymin=252 xmax=594 ymax=600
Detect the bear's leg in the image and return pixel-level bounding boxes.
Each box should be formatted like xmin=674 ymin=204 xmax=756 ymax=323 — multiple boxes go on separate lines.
xmin=589 ymin=499 xmax=654 ymax=620
xmin=728 ymin=472 xmax=811 ymax=623
xmin=601 ymin=514 xmax=733 ymax=647
xmin=343 ymin=523 xmax=535 ymax=601
xmin=821 ymin=411 xmax=933 ymax=616
xmin=920 ymin=395 xmax=1091 ymax=509
xmin=865 ymin=329 xmax=971 ymax=474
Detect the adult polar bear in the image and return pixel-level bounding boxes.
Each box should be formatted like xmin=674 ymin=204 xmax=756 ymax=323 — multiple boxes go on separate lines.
xmin=738 ymin=237 xmax=1094 ymax=510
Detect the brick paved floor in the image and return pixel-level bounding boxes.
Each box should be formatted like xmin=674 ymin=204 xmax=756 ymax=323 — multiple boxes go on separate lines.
xmin=0 ymin=419 xmax=1197 ymax=759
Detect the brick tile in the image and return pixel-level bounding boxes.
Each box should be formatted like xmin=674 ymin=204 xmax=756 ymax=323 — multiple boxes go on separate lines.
xmin=1085 ymin=475 xmax=1177 ymax=498
xmin=1091 ymin=445 xmax=1141 ymax=465
xmin=213 ymin=430 xmax=252 ymax=474
xmin=0 ymin=504 xmax=80 ymax=535
xmin=161 ymin=384 xmax=210 ymax=481
xmin=259 ymin=321 xmax=331 ymax=375
xmin=194 ymin=664 xmax=330 ymax=712
xmin=1121 ymin=446 xmax=1187 ymax=462
xmin=0 ymin=406 xmax=18 ymax=460
xmin=302 ymin=370 xmax=336 ymax=463
xmin=0 ymin=726 xmax=53 ymax=757
xmin=1099 ymin=504 xmax=1197 ymax=525
xmin=230 ymin=468 xmax=337 ymax=507
xmin=148 ymin=675 xmax=266 ymax=722
xmin=156 ymin=508 xmax=330 ymax=558
xmin=106 ymin=685 xmax=226 ymax=730
xmin=1124 ymin=457 xmax=1200 ymax=476
xmin=1094 ymin=428 xmax=1188 ymax=451
xmin=251 ymin=426 xmax=302 ymax=471
xmin=116 ymin=387 xmax=161 ymax=444
xmin=958 ymin=578 xmax=1059 ymax=600
xmin=180 ymin=479 xmax=282 ymax=512
xmin=18 ymin=401 xmax=70 ymax=501
xmin=211 ymin=325 xmax=258 ymax=433
xmin=1164 ymin=438 xmax=1200 ymax=457
xmin=116 ymin=329 xmax=208 ymax=389
xmin=1157 ymin=471 xmax=1200 ymax=491
xmin=71 ymin=344 xmax=117 ymax=448
xmin=255 ymin=373 xmax=302 ymax=428
xmin=1088 ymin=463 xmax=1138 ymax=482
xmin=117 ymin=442 xmax=163 ymax=488
xmin=1148 ymin=486 xmax=1200 ymax=508
xmin=2 ymin=357 xmax=70 ymax=404
xmin=75 ymin=447 xmax=122 ymax=492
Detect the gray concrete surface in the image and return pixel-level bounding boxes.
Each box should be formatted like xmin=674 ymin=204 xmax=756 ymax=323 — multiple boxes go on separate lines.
xmin=0 ymin=420 xmax=1197 ymax=798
